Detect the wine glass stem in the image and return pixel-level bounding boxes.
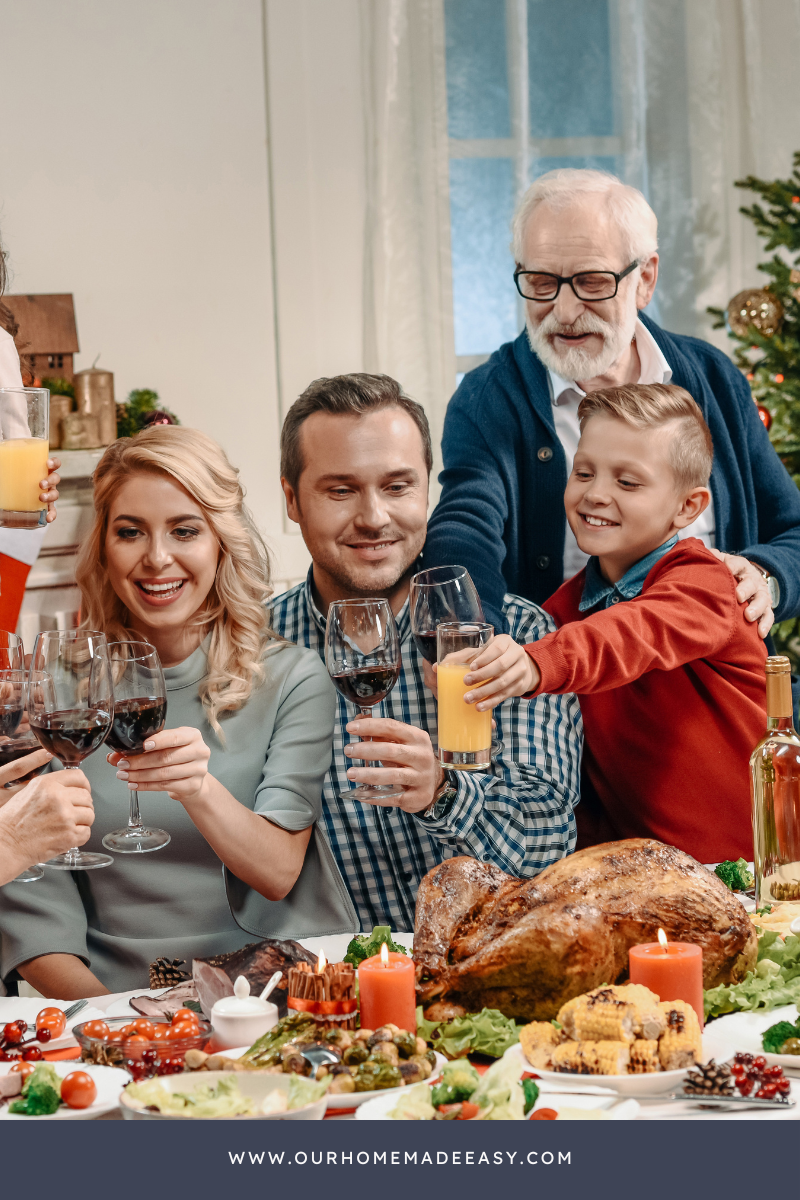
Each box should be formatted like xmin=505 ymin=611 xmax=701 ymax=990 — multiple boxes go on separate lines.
xmin=62 ymin=764 xmax=81 ymax=864
xmin=128 ymin=787 xmax=143 ymax=831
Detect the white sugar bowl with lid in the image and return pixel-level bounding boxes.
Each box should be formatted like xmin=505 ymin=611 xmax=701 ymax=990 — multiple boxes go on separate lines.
xmin=210 ymin=975 xmax=279 ymax=1050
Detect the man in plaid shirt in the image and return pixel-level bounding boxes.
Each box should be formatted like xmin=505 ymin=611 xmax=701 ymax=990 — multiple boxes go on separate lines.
xmin=269 ymin=374 xmax=582 ymax=933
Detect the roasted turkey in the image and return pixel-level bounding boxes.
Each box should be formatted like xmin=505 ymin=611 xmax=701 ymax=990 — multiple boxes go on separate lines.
xmin=414 ymin=839 xmax=757 ymax=1021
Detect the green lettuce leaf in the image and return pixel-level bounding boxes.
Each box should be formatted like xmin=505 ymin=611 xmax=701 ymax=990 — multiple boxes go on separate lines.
xmin=416 ymin=1006 xmax=521 ymax=1059
xmin=389 ymin=1081 xmax=436 ymax=1121
xmin=286 ymin=1073 xmax=331 ymax=1110
xmin=705 ymin=932 xmax=800 ymax=1019
xmin=470 ymin=1055 xmax=526 ymax=1120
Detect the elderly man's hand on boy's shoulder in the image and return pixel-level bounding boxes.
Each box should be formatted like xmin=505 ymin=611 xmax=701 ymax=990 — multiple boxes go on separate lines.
xmin=712 ymin=550 xmax=774 ymax=637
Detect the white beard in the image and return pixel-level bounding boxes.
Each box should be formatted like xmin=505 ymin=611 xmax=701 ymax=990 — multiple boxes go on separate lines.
xmin=526 ymin=303 xmax=639 ymax=383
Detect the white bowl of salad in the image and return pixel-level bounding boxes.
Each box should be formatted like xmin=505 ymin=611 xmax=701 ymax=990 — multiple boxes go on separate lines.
xmin=120 ymin=1069 xmax=328 ymax=1120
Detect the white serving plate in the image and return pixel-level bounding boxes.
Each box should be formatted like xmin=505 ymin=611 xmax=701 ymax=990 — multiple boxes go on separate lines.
xmin=119 ymin=1069 xmax=326 ymax=1120
xmin=0 ymin=1061 xmax=129 ymax=1121
xmin=505 ymin=1040 xmax=690 ymax=1097
xmin=223 ymin=1046 xmax=446 ymax=1110
xmin=104 ymin=987 xmax=170 ymax=1019
xmin=702 ymin=1004 xmax=800 ymax=1073
xmin=355 ymin=1087 xmax=639 ymax=1120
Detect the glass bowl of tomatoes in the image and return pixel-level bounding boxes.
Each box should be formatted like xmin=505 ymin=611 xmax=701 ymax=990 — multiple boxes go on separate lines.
xmin=73 ymin=1010 xmax=212 ymax=1080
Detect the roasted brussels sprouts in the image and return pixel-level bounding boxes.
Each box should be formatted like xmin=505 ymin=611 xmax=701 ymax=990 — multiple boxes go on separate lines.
xmin=282 ymin=1052 xmax=311 ymax=1075
xmin=399 ymin=1060 xmax=426 ymax=1084
xmin=355 ymin=1028 xmax=373 ymax=1043
xmin=368 ymin=1026 xmax=394 ymax=1046
xmin=324 ymin=1028 xmax=352 ymax=1050
xmin=354 ymin=1060 xmax=403 ymax=1091
xmin=424 ymin=1048 xmax=436 ymax=1068
xmin=409 ymin=1054 xmax=433 ymax=1079
xmin=394 ymin=1031 xmax=417 ymax=1059
xmin=329 ymin=1073 xmax=356 ymax=1094
xmin=370 ymin=1041 xmax=400 ymax=1066
xmin=343 ymin=1042 xmax=370 ymax=1066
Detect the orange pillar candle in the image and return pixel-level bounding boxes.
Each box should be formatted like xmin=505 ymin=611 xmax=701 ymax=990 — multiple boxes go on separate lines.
xmin=629 ymin=932 xmax=704 ymax=1028
xmin=358 ymin=945 xmax=417 ymax=1033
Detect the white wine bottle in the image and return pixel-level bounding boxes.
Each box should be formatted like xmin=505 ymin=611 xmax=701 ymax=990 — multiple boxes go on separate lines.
xmin=751 ymin=655 xmax=800 ymax=905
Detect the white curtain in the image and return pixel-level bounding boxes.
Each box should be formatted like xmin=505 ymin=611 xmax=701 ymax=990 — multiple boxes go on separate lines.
xmin=618 ymin=0 xmax=800 ymax=346
xmin=358 ymin=0 xmax=455 ymax=489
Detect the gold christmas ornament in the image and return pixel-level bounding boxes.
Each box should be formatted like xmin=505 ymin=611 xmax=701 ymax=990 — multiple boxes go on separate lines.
xmin=727 ymin=288 xmax=784 ymax=337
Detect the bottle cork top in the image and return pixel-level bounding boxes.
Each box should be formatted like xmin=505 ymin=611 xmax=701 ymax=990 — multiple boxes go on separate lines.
xmin=765 ymin=656 xmax=791 ymax=675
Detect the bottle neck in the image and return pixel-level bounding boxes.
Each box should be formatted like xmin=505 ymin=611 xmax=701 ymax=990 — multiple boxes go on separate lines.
xmin=767 ymin=715 xmax=796 ymax=733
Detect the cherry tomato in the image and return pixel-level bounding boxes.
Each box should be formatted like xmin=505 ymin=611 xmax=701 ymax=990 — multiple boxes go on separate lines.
xmin=107 ymin=1030 xmax=126 ymax=1045
xmin=172 ymin=1009 xmax=200 ymax=1028
xmin=36 ymin=1008 xmax=67 ymax=1037
xmin=131 ymin=1019 xmax=155 ymax=1039
xmin=9 ymin=1060 xmax=35 ymax=1079
xmin=123 ymin=1035 xmax=150 ymax=1061
xmin=61 ymin=1071 xmax=97 ymax=1109
xmin=37 ymin=1015 xmax=66 ymax=1042
xmin=118 ymin=1023 xmax=137 ymax=1039
xmin=166 ymin=1022 xmax=196 ymax=1041
xmin=152 ymin=1024 xmax=170 ymax=1042
xmin=530 ymin=1108 xmax=559 ymax=1120
xmin=2 ymin=1021 xmax=26 ymax=1045
xmin=81 ymin=1020 xmax=110 ymax=1043
xmin=458 ymin=1101 xmax=480 ymax=1120
xmin=22 ymin=1046 xmax=43 ymax=1062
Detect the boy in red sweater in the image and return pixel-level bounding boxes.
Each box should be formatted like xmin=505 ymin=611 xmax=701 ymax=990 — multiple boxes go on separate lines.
xmin=462 ymin=383 xmax=766 ymax=862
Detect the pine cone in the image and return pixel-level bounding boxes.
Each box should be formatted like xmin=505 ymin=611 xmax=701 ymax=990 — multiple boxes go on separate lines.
xmin=683 ymin=1059 xmax=734 ymax=1096
xmin=149 ymin=957 xmax=191 ymax=990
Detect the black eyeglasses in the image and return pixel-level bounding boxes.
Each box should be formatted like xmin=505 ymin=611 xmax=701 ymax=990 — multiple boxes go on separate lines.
xmin=514 ymin=260 xmax=639 ymax=302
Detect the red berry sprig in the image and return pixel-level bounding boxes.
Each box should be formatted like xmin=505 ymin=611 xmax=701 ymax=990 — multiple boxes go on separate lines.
xmin=732 ymin=1052 xmax=791 ymax=1101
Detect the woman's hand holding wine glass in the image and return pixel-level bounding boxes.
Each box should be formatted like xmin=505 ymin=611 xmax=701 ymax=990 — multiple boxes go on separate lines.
xmin=108 ymin=725 xmax=212 ymax=804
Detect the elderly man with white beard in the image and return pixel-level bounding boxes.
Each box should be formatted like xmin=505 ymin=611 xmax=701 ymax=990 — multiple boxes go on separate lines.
xmin=425 ymin=168 xmax=800 ymax=646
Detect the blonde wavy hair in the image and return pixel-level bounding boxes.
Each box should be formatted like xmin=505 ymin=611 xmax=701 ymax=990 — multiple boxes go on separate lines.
xmin=76 ymin=426 xmax=279 ymax=734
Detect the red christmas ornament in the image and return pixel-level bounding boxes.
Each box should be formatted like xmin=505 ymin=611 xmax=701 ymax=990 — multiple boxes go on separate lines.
xmin=757 ymin=403 xmax=773 ymax=430
xmin=775 ymin=373 xmax=785 ymax=383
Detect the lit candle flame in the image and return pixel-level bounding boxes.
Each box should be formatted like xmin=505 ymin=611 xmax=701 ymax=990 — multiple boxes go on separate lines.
xmin=657 ymin=928 xmax=669 ymax=953
xmin=380 ymin=942 xmax=389 ymax=968
xmin=317 ymin=950 xmax=327 ymax=974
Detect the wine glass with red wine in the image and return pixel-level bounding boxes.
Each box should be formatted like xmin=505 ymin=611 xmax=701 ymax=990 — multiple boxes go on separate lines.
xmin=324 ymin=598 xmax=403 ymax=802
xmin=28 ymin=629 xmax=115 ymax=870
xmin=101 ymin=641 xmax=170 ymax=854
xmin=409 ymin=566 xmax=484 ymax=664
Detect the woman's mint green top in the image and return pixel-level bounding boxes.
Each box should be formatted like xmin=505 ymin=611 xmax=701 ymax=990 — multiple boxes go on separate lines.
xmin=0 ymin=640 xmax=357 ymax=992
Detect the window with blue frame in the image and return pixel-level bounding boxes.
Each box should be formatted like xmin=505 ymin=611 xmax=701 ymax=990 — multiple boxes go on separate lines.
xmin=445 ymin=0 xmax=625 ymax=370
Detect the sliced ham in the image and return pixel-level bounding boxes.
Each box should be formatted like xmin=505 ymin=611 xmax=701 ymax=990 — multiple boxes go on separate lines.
xmin=129 ymin=980 xmax=201 ymax=1018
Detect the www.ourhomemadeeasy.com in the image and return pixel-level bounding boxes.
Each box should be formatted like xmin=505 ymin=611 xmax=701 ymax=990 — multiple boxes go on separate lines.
xmin=228 ymin=1150 xmax=571 ymax=1166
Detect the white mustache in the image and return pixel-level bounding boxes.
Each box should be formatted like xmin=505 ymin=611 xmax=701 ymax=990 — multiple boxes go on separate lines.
xmin=535 ymin=311 xmax=612 ymax=339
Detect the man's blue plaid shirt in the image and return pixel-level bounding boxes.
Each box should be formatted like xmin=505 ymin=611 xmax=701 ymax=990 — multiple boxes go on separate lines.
xmin=268 ymin=573 xmax=582 ymax=932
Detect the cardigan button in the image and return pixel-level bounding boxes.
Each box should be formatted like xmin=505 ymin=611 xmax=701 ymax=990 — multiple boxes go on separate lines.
xmin=537 ymin=446 xmax=553 ymax=462
xmin=536 ymin=555 xmax=550 ymax=570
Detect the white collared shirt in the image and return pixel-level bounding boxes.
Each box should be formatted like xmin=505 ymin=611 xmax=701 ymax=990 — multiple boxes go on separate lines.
xmin=547 ymin=317 xmax=716 ymax=579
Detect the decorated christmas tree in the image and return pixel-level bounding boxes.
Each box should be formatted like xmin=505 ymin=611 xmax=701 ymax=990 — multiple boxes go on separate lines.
xmin=709 ymin=151 xmax=800 ymax=668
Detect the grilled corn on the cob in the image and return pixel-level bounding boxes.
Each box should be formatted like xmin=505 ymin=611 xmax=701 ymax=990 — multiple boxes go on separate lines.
xmin=519 ymin=1021 xmax=561 ymax=1069
xmin=611 ymin=984 xmax=665 ymax=1040
xmin=556 ymin=995 xmax=581 ymax=1039
xmin=628 ymin=1039 xmax=661 ymax=1074
xmin=552 ymin=1039 xmax=630 ymax=1076
xmin=657 ymin=1000 xmax=701 ymax=1070
xmin=572 ymin=988 xmax=636 ymax=1043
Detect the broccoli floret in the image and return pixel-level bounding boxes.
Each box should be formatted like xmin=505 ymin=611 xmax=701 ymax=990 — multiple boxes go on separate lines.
xmin=8 ymin=1063 xmax=62 ymax=1115
xmin=762 ymin=1019 xmax=800 ymax=1054
xmin=714 ymin=858 xmax=755 ymax=891
xmin=431 ymin=1061 xmax=480 ymax=1106
xmin=343 ymin=926 xmax=409 ymax=966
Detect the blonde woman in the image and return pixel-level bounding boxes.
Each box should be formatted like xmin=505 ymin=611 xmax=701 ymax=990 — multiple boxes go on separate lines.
xmin=0 ymin=427 xmax=356 ymax=998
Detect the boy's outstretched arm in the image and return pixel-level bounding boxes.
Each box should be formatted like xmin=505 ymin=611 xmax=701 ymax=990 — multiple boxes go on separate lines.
xmin=463 ymin=635 xmax=540 ymax=708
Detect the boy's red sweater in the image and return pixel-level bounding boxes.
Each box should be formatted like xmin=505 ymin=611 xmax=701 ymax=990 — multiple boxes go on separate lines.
xmin=525 ymin=539 xmax=767 ymax=862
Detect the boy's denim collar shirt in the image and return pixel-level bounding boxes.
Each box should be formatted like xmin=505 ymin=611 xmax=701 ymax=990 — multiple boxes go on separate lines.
xmin=579 ymin=535 xmax=679 ymax=612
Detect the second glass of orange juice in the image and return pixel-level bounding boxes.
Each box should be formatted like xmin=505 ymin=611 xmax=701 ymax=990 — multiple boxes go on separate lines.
xmin=437 ymin=621 xmax=493 ymax=770
xmin=0 ymin=387 xmax=49 ymax=529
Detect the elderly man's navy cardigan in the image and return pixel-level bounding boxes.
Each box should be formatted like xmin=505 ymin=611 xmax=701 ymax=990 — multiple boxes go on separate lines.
xmin=424 ymin=315 xmax=800 ymax=633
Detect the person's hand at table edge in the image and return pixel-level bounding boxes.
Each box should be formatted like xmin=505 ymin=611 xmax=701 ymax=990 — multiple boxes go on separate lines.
xmin=711 ymin=549 xmax=774 ymax=637
xmin=40 ymin=455 xmax=61 ymax=523
xmin=463 ymin=634 xmax=541 ymax=709
xmin=344 ymin=717 xmax=444 ymax=813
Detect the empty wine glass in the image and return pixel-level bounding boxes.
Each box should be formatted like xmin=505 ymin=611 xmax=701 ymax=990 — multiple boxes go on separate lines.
xmin=102 ymin=641 xmax=170 ymax=854
xmin=409 ymin=566 xmax=484 ymax=662
xmin=0 ymin=669 xmax=25 ymax=739
xmin=28 ymin=629 xmax=115 ymax=870
xmin=0 ymin=630 xmax=24 ymax=672
xmin=324 ymin=598 xmax=403 ymax=802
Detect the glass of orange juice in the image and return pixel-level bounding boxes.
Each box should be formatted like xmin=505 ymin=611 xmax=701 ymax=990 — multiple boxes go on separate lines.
xmin=437 ymin=621 xmax=493 ymax=770
xmin=0 ymin=387 xmax=49 ymax=529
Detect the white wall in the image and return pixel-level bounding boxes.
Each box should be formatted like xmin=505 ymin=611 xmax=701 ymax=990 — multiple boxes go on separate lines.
xmin=0 ymin=0 xmax=312 ymax=587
